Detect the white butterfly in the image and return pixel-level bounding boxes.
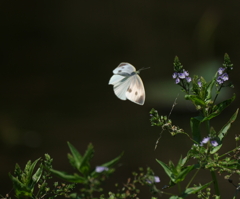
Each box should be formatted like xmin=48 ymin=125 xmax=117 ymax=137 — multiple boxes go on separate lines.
xmin=109 ymin=62 xmax=147 ymax=105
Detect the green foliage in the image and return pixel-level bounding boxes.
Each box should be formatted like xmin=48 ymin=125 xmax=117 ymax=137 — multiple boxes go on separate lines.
xmin=2 ymin=53 xmax=240 ymax=199
xmin=7 ymin=154 xmax=75 ymax=199
xmin=49 ymin=142 xmax=123 ymax=198
xmin=150 ymin=54 xmax=239 ymax=198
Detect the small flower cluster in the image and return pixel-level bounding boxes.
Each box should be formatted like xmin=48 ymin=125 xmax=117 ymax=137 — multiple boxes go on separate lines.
xmin=216 ymin=67 xmax=229 ymax=85
xmin=172 ymin=56 xmax=192 ymax=93
xmin=172 ymin=70 xmax=191 ymax=84
xmin=200 ymin=137 xmax=218 ymax=147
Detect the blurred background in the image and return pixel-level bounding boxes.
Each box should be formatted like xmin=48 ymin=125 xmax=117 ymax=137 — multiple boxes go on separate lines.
xmin=0 ymin=1 xmax=240 ymax=198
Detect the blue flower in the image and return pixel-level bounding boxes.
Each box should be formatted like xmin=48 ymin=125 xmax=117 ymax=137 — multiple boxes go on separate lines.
xmin=211 ymin=140 xmax=218 ymax=147
xmin=200 ymin=137 xmax=210 ymax=146
xmin=95 ymin=166 xmax=109 ymax=173
xmin=172 ymin=72 xmax=178 ymax=79
xmin=146 ymin=176 xmax=160 ymax=184
xmin=221 ymin=73 xmax=229 ymax=81
xmin=217 ymin=73 xmax=229 ymax=84
xmin=175 ymin=78 xmax=180 ymax=84
xmin=218 ymin=67 xmax=225 ymax=75
xmin=197 ymin=80 xmax=202 ymax=87
xmin=186 ymin=77 xmax=191 ymax=83
xmin=178 ymin=73 xmax=185 ymax=79
xmin=172 ymin=70 xmax=191 ymax=84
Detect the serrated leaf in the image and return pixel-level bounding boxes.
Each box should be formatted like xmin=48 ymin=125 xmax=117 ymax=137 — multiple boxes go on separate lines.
xmin=218 ymin=108 xmax=239 ymax=141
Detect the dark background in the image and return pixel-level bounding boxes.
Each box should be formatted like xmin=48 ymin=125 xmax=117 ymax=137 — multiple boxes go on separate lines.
xmin=0 ymin=1 xmax=240 ymax=198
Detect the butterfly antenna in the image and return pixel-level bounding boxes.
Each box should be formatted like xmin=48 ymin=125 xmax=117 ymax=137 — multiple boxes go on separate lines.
xmin=138 ymin=67 xmax=150 ymax=72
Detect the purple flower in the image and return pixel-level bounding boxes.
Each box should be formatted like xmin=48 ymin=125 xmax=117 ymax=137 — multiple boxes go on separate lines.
xmin=183 ymin=70 xmax=189 ymax=76
xmin=198 ymin=81 xmax=202 ymax=87
xmin=200 ymin=137 xmax=210 ymax=146
xmin=146 ymin=176 xmax=160 ymax=184
xmin=186 ymin=77 xmax=191 ymax=83
xmin=221 ymin=73 xmax=229 ymax=81
xmin=218 ymin=67 xmax=225 ymax=75
xmin=217 ymin=76 xmax=224 ymax=84
xmin=172 ymin=72 xmax=178 ymax=79
xmin=217 ymin=72 xmax=229 ymax=84
xmin=175 ymin=78 xmax=180 ymax=84
xmin=154 ymin=176 xmax=160 ymax=183
xmin=211 ymin=140 xmax=218 ymax=147
xmin=178 ymin=73 xmax=185 ymax=79
xmin=95 ymin=166 xmax=109 ymax=173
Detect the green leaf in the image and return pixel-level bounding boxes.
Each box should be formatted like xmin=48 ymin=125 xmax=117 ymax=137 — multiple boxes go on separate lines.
xmin=9 ymin=173 xmax=33 ymax=197
xmin=79 ymin=143 xmax=94 ymax=175
xmin=203 ymin=94 xmax=236 ymax=122
xmin=190 ymin=116 xmax=204 ymax=143
xmin=175 ymin=165 xmax=195 ymax=183
xmin=170 ymin=196 xmax=180 ymax=199
xmin=156 ymin=159 xmax=175 ymax=182
xmin=210 ymin=144 xmax=222 ymax=154
xmin=67 ymin=142 xmax=82 ymax=170
xmin=205 ymin=78 xmax=216 ymax=101
xmin=30 ymin=164 xmax=43 ymax=188
xmin=50 ymin=168 xmax=87 ymax=183
xmin=218 ymin=108 xmax=239 ymax=141
xmin=185 ymin=95 xmax=206 ymax=106
xmin=179 ymin=181 xmax=212 ymax=198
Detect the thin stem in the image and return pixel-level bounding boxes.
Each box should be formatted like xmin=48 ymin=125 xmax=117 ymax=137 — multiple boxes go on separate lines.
xmin=212 ymin=85 xmax=223 ymax=106
xmin=210 ymin=170 xmax=220 ymax=196
xmin=186 ymin=168 xmax=200 ymax=189
xmin=177 ymin=183 xmax=181 ymax=194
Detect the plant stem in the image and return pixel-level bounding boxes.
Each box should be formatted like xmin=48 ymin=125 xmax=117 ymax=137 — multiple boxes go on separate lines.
xmin=210 ymin=170 xmax=220 ymax=196
xmin=186 ymin=169 xmax=200 ymax=189
xmin=177 ymin=183 xmax=181 ymax=194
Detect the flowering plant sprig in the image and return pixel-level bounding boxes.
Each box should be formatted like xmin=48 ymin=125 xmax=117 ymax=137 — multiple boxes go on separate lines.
xmin=150 ymin=54 xmax=239 ymax=198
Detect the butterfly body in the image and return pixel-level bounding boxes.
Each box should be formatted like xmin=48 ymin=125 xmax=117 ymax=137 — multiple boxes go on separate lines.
xmin=109 ymin=63 xmax=146 ymax=105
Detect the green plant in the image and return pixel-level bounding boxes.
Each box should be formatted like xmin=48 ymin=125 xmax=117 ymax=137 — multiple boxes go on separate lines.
xmin=150 ymin=54 xmax=239 ymax=198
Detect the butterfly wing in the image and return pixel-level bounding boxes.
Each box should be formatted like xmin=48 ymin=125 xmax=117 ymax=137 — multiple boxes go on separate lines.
xmin=125 ymin=74 xmax=145 ymax=105
xmin=109 ymin=74 xmax=125 ymax=85
xmin=112 ymin=76 xmax=132 ymax=100
xmin=113 ymin=63 xmax=136 ymax=75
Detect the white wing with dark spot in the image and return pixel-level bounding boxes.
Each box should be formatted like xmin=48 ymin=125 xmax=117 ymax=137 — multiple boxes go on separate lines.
xmin=125 ymin=75 xmax=145 ymax=105
xmin=113 ymin=63 xmax=136 ymax=75
xmin=109 ymin=62 xmax=146 ymax=105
